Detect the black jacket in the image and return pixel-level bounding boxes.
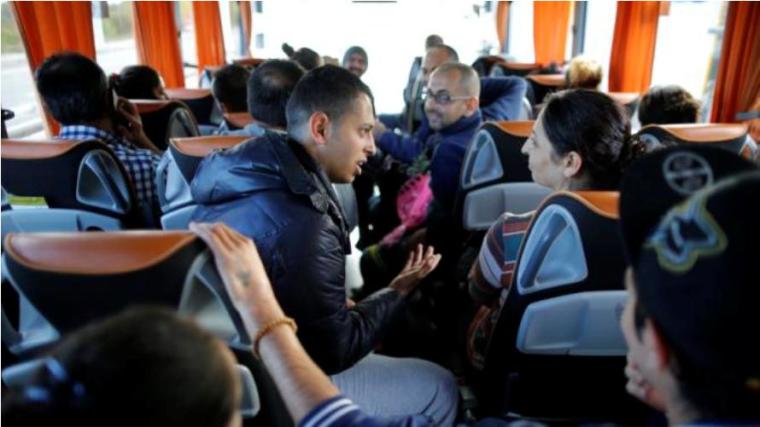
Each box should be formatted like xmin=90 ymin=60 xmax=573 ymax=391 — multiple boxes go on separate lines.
xmin=191 ymin=132 xmax=406 ymax=374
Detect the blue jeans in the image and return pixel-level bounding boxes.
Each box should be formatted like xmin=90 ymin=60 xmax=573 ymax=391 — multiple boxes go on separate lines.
xmin=331 ymin=353 xmax=459 ymax=426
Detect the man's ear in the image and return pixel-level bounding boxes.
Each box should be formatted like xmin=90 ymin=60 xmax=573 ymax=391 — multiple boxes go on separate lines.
xmin=309 ymin=112 xmax=330 ymax=146
xmin=562 ymin=150 xmax=583 ymax=178
xmin=643 ymin=318 xmax=672 ymax=372
xmin=464 ymin=97 xmax=479 ymax=116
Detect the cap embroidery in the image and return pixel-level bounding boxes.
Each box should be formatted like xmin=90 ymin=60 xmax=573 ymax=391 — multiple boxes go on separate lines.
xmin=645 ymin=193 xmax=727 ymax=274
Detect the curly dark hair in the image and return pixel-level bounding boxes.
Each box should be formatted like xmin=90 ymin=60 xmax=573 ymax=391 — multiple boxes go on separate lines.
xmin=638 ymin=85 xmax=700 ymax=126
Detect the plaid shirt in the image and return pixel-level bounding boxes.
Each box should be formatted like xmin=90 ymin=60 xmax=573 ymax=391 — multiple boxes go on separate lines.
xmin=58 ymin=125 xmax=161 ymax=213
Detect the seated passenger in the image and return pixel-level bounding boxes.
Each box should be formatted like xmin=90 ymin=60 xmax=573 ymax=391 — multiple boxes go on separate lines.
xmin=467 ymin=89 xmax=641 ymax=369
xmin=565 ymin=56 xmax=602 ymax=90
xmin=110 ymin=64 xmax=168 ymax=100
xmin=211 ymin=64 xmax=251 ymax=134
xmin=217 ymin=59 xmax=304 ymax=137
xmin=638 ymin=85 xmax=700 ymax=127
xmin=342 ymin=46 xmax=368 ymax=78
xmin=36 ymin=52 xmax=162 ymax=221
xmin=620 ymin=172 xmax=760 ymax=425
xmin=190 ymin=66 xmax=458 ymax=425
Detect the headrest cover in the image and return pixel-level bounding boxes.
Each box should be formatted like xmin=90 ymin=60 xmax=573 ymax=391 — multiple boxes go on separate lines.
xmin=493 ymin=120 xmax=534 ymax=138
xmin=4 ymin=231 xmax=197 ymax=275
xmin=639 ymin=124 xmax=747 ymax=144
xmin=1 ymin=139 xmax=89 ymax=160
xmin=164 ymin=88 xmax=212 ymax=100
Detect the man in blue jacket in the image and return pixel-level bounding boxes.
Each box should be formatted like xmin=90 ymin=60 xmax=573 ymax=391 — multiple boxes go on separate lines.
xmin=191 ymin=66 xmax=458 ymax=425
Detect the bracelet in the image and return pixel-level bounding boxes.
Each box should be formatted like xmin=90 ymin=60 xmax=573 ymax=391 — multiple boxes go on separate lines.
xmin=253 ymin=317 xmax=297 ymax=358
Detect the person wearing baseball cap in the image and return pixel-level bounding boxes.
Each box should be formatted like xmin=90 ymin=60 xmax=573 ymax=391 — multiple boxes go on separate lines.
xmin=619 ymin=144 xmax=760 ymax=425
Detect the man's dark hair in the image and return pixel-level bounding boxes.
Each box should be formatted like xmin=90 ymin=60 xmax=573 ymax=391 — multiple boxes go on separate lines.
xmin=248 ymin=59 xmax=304 ymax=128
xmin=111 ymin=65 xmax=162 ymax=100
xmin=35 ymin=52 xmax=109 ymax=125
xmin=212 ymin=64 xmax=250 ymax=113
xmin=1 ymin=307 xmax=238 ymax=427
xmin=291 ymin=48 xmax=321 ymax=71
xmin=286 ymin=65 xmax=375 ymax=136
xmin=425 ymin=34 xmax=444 ymax=49
xmin=638 ymin=85 xmax=700 ymax=127
xmin=431 ymin=44 xmax=459 ymax=62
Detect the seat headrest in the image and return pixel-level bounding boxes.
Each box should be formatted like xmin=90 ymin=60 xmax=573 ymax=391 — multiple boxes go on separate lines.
xmin=527 ymin=74 xmax=566 ymax=87
xmin=639 ymin=124 xmax=747 ymax=144
xmin=233 ymin=57 xmax=264 ymax=68
xmin=493 ymin=120 xmax=534 ymax=138
xmin=164 ymin=88 xmax=213 ymax=100
xmin=608 ymin=92 xmax=639 ymax=106
xmin=544 ymin=191 xmax=620 ymax=219
xmin=4 ymin=231 xmax=197 ymax=275
xmin=134 ymin=100 xmax=186 ymax=114
xmin=170 ymin=136 xmax=248 ymax=157
xmin=1 ymin=139 xmax=92 ymax=160
xmin=504 ymin=62 xmax=541 ymax=71
xmin=224 ymin=112 xmax=255 ymax=129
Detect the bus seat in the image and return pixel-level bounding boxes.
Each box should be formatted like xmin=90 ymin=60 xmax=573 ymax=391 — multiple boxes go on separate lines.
xmin=492 ymin=62 xmax=542 ymax=78
xmin=479 ymin=190 xmax=636 ymax=421
xmin=517 ymin=97 xmax=532 ymax=120
xmin=472 ymin=55 xmax=505 ymax=77
xmin=457 ymin=121 xmax=550 ymax=231
xmin=157 ymin=136 xmax=247 ymax=230
xmin=134 ymin=100 xmax=200 ymax=150
xmin=333 ymin=183 xmax=359 ymax=233
xmin=608 ymin=92 xmax=640 ymax=118
xmin=223 ymin=112 xmax=256 ymax=130
xmin=1 ymin=139 xmax=144 ymax=234
xmin=164 ymin=88 xmax=220 ymax=126
xmin=1 ymin=230 xmax=291 ymax=424
xmin=525 ymin=74 xmax=565 ymax=106
xmin=635 ymin=123 xmax=751 ymax=157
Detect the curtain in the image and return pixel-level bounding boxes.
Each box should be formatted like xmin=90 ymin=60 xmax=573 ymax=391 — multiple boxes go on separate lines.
xmin=533 ymin=1 xmax=572 ymax=65
xmin=12 ymin=1 xmax=95 ymax=136
xmin=239 ymin=0 xmax=252 ymax=57
xmin=710 ymin=2 xmax=760 ymax=123
xmin=133 ymin=1 xmax=185 ymax=88
xmin=608 ymin=1 xmax=661 ymax=93
xmin=496 ymin=2 xmax=509 ymax=53
xmin=193 ymin=1 xmax=226 ymax=72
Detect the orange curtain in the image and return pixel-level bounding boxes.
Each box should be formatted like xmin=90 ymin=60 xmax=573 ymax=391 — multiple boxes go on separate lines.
xmin=193 ymin=1 xmax=226 ymax=72
xmin=533 ymin=1 xmax=572 ymax=65
xmin=12 ymin=1 xmax=95 ymax=136
xmin=496 ymin=2 xmax=509 ymax=53
xmin=239 ymin=0 xmax=252 ymax=57
xmin=608 ymin=1 xmax=661 ymax=93
xmin=710 ymin=2 xmax=760 ymax=123
xmin=133 ymin=1 xmax=185 ymax=88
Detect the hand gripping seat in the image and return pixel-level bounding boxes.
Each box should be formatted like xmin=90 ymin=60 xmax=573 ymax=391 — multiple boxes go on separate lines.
xmin=165 ymin=88 xmax=219 ymax=127
xmin=1 ymin=231 xmax=291 ymax=426
xmin=525 ymin=74 xmax=565 ymax=107
xmin=157 ymin=136 xmax=248 ymax=230
xmin=457 ymin=121 xmax=551 ymax=232
xmin=1 ymin=139 xmax=144 ymax=238
xmin=134 ymin=100 xmax=200 ymax=150
xmin=635 ymin=123 xmax=756 ymax=159
xmin=478 ymin=191 xmax=641 ymax=422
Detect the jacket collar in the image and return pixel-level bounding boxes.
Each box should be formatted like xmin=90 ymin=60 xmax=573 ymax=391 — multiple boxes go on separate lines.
xmin=438 ymin=109 xmax=483 ymax=136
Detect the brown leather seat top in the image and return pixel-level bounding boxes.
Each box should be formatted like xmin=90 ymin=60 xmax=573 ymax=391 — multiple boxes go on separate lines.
xmin=170 ymin=136 xmax=248 ymax=157
xmin=504 ymin=62 xmax=541 ymax=71
xmin=1 ymin=139 xmax=90 ymax=160
xmin=133 ymin=99 xmax=177 ymax=114
xmin=493 ymin=120 xmax=534 ymax=138
xmin=165 ymin=88 xmax=212 ymax=100
xmin=233 ymin=57 xmax=264 ymax=67
xmin=527 ymin=74 xmax=566 ymax=87
xmin=4 ymin=231 xmax=198 ymax=275
xmin=608 ymin=92 xmax=640 ymax=106
xmin=643 ymin=123 xmax=747 ymax=143
xmin=571 ymin=191 xmax=620 ymax=219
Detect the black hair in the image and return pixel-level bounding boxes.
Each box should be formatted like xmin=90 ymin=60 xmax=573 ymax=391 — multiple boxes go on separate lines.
xmin=292 ymin=47 xmax=321 ymax=71
xmin=425 ymin=34 xmax=444 ymax=49
xmin=2 ymin=307 xmax=238 ymax=427
xmin=541 ymin=89 xmax=640 ymax=190
xmin=35 ymin=52 xmax=109 ymax=125
xmin=286 ymin=65 xmax=375 ymax=136
xmin=248 ymin=59 xmax=304 ymax=128
xmin=431 ymin=44 xmax=459 ymax=62
xmin=111 ymin=65 xmax=162 ymax=100
xmin=212 ymin=64 xmax=251 ymax=113
xmin=638 ymin=85 xmax=700 ymax=127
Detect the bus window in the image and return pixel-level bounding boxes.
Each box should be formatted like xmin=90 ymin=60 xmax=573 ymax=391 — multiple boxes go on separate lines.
xmin=91 ymin=1 xmax=139 ymax=76
xmin=177 ymin=1 xmax=199 ymax=88
xmin=1 ymin=3 xmax=44 ymax=138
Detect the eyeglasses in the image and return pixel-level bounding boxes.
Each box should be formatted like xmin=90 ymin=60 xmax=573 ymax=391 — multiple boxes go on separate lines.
xmin=421 ymin=90 xmax=472 ymax=105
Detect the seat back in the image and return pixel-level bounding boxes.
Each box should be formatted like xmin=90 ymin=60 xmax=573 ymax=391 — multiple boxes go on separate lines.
xmin=165 ymin=88 xmax=217 ymax=126
xmin=525 ymin=74 xmax=566 ymax=106
xmin=1 ymin=139 xmax=143 ymax=231
xmin=158 ymin=136 xmax=247 ymax=229
xmin=635 ymin=123 xmax=750 ymax=156
xmin=458 ymin=121 xmax=550 ymax=231
xmin=1 ymin=230 xmax=291 ymax=425
xmin=134 ymin=100 xmax=200 ymax=150
xmin=480 ymin=191 xmax=636 ymax=420
xmin=608 ymin=92 xmax=640 ymax=118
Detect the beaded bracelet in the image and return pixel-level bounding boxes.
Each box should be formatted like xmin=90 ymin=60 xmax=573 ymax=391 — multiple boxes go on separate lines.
xmin=253 ymin=317 xmax=297 ymax=358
